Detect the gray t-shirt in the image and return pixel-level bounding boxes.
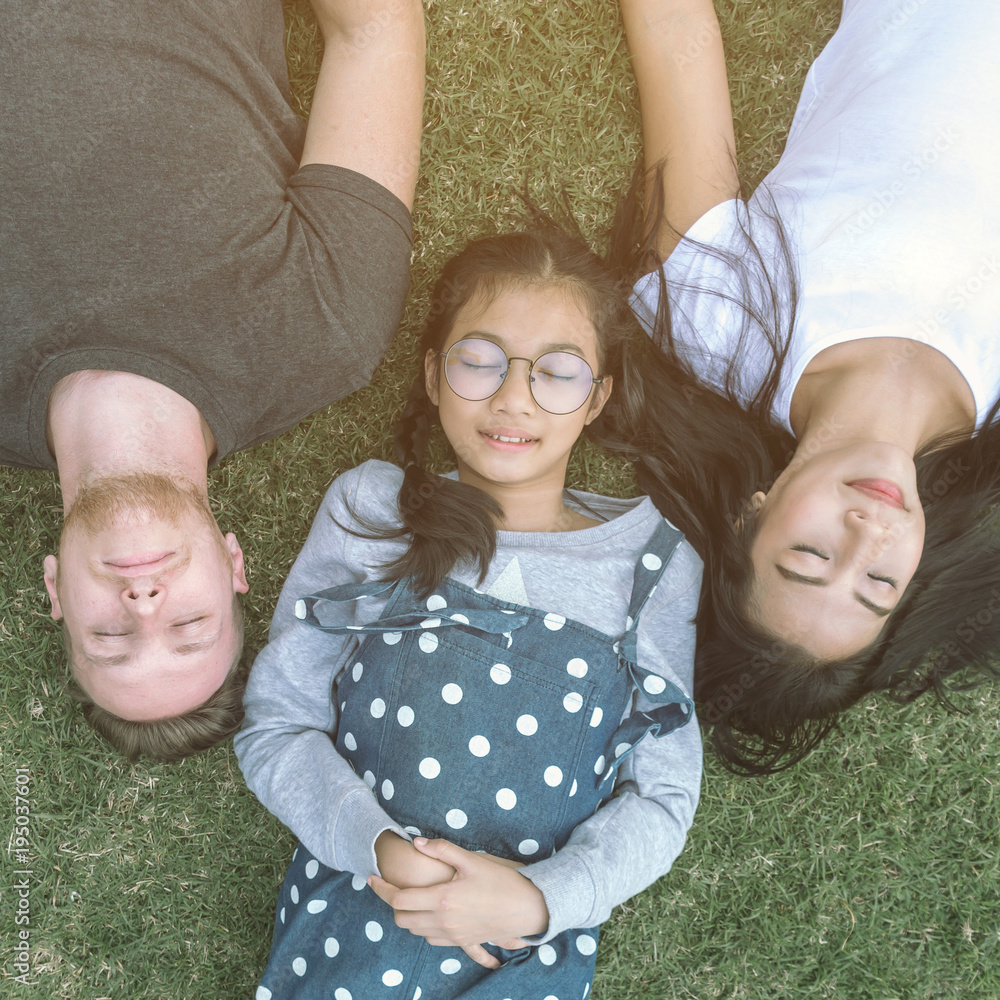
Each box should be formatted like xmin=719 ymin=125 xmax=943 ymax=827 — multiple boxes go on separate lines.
xmin=235 ymin=460 xmax=704 ymax=941
xmin=0 ymin=0 xmax=413 ymax=469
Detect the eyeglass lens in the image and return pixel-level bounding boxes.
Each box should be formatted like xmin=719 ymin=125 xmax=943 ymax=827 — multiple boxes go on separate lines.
xmin=443 ymin=338 xmax=596 ymax=414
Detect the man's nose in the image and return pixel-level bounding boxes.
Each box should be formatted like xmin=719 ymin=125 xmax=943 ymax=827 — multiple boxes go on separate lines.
xmin=121 ymin=576 xmax=163 ymax=612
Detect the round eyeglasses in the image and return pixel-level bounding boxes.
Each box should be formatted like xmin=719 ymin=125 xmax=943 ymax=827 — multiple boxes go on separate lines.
xmin=438 ymin=338 xmax=605 ymax=415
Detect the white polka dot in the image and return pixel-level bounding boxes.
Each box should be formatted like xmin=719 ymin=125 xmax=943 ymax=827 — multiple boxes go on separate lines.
xmin=446 ymin=808 xmax=468 ymax=829
xmin=594 ymin=755 xmax=606 ymax=774
xmin=518 ymin=839 xmax=539 ymax=856
xmin=516 ymin=714 xmax=538 ymax=736
xmin=490 ymin=663 xmax=512 ymax=685
xmin=397 ymin=705 xmax=415 ymax=727
xmin=584 ymin=984 xmax=591 ymax=999
xmin=419 ymin=631 xmax=439 ymax=653
xmin=352 ymin=662 xmax=363 ymax=682
xmin=382 ymin=779 xmax=395 ymax=800
xmin=403 ymin=826 xmax=422 ymax=838
xmin=563 ymin=692 xmax=584 ymax=713
xmin=589 ymin=707 xmax=603 ymax=728
xmin=351 ymin=874 xmax=367 ymax=891
xmin=538 ymin=944 xmax=557 ymax=966
xmin=500 ymin=608 xmax=516 ymax=614
xmin=307 ymin=899 xmax=327 ymax=914
xmin=256 ymin=988 xmax=272 ymax=1000
xmin=643 ymin=675 xmax=667 ymax=695
xmin=626 ymin=615 xmax=634 ymax=630
xmin=469 ymin=735 xmax=491 ymax=757
xmin=566 ymin=657 xmax=588 ymax=678
xmin=504 ymin=632 xmax=513 ymax=648
xmin=363 ymin=770 xmax=376 ymax=788
xmin=324 ymin=937 xmax=340 ymax=958
xmin=370 ymin=698 xmax=386 ymax=719
xmin=496 ymin=788 xmax=517 ymax=810
xmin=305 ymin=859 xmax=319 ymax=879
xmin=576 ymin=933 xmax=597 ymax=955
xmin=543 ymin=612 xmax=566 ymax=630
xmin=419 ymin=757 xmax=441 ymax=779
xmin=382 ymin=632 xmax=402 ymax=645
xmin=335 ymin=990 xmax=352 ymax=1000
xmin=365 ymin=920 xmax=384 ymax=942
xmin=279 ymin=907 xmax=286 ymax=924
xmin=383 ymin=970 xmax=404 ymax=987
xmin=294 ymin=600 xmax=307 ymax=620
xmin=427 ymin=594 xmax=447 ymax=611
xmin=344 ymin=732 xmax=358 ymax=751
xmin=544 ymin=996 xmax=559 ymax=1000
xmin=544 ymin=766 xmax=563 ymax=787
xmin=615 ymin=742 xmax=632 ymax=758
xmin=290 ymin=885 xmax=299 ymax=904
xmin=442 ymin=683 xmax=463 ymax=704
xmin=292 ymin=847 xmax=298 ymax=861
xmin=420 ymin=617 xmax=442 ymax=629
xmin=570 ymin=779 xmax=578 ymax=796
xmin=642 ymin=552 xmax=662 ymax=571
xmin=440 ymin=959 xmax=462 ymax=975
xmin=450 ymin=613 xmax=470 ymax=624
xmin=413 ymin=990 xmax=422 ymax=1000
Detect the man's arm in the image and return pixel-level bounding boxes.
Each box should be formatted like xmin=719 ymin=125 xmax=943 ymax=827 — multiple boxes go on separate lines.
xmin=302 ymin=0 xmax=425 ymax=210
xmin=620 ymin=0 xmax=739 ymax=257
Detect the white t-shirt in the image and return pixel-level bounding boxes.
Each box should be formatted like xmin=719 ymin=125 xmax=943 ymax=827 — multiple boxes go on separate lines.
xmin=632 ymin=0 xmax=1000 ymax=432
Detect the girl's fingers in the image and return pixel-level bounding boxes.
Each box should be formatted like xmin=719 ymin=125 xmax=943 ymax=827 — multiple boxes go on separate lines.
xmin=460 ymin=943 xmax=501 ymax=970
xmin=366 ymin=873 xmax=400 ymax=906
xmin=412 ymin=837 xmax=468 ymax=868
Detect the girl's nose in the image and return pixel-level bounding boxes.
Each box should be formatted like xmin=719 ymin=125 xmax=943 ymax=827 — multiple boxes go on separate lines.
xmin=490 ymin=359 xmax=536 ymax=413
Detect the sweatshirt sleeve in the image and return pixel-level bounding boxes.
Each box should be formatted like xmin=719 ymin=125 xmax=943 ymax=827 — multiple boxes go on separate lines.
xmin=234 ymin=461 xmax=409 ymax=876
xmin=519 ymin=541 xmax=704 ymax=940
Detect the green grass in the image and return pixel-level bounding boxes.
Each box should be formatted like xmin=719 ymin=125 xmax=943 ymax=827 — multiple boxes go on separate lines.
xmin=2 ymin=1 xmax=998 ymax=997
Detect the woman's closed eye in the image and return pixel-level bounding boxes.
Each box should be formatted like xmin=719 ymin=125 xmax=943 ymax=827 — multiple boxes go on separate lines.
xmin=790 ymin=544 xmax=829 ymax=559
xmin=867 ymin=572 xmax=899 ymax=588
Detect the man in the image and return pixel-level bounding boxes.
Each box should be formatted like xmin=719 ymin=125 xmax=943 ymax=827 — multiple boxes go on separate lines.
xmin=0 ymin=0 xmax=425 ymax=758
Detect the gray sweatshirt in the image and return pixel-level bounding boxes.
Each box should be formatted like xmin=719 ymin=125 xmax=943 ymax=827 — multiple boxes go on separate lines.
xmin=235 ymin=460 xmax=703 ymax=942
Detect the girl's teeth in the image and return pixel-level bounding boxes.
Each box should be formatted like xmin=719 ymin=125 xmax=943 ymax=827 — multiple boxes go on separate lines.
xmin=491 ymin=434 xmax=530 ymax=443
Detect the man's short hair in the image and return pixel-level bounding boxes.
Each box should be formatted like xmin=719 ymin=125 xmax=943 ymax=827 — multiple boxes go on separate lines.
xmin=63 ymin=596 xmax=252 ymax=762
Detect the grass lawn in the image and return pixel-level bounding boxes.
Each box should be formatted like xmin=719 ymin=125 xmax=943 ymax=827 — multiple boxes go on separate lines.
xmin=2 ymin=1 xmax=998 ymax=997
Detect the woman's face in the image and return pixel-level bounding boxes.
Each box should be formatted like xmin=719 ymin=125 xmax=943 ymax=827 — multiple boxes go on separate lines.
xmin=749 ymin=442 xmax=925 ymax=659
xmin=425 ymin=282 xmax=611 ymax=503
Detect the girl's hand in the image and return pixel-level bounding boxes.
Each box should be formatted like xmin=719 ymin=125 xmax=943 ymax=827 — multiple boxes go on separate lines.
xmin=368 ymin=838 xmax=549 ymax=970
xmin=374 ymin=831 xmax=456 ymax=888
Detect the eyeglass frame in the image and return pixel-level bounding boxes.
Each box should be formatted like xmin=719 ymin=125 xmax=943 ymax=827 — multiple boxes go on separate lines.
xmin=436 ymin=338 xmax=607 ymax=415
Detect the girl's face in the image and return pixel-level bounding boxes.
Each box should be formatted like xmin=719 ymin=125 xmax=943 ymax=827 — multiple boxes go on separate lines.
xmin=425 ymin=282 xmax=612 ymax=506
xmin=749 ymin=442 xmax=925 ymax=658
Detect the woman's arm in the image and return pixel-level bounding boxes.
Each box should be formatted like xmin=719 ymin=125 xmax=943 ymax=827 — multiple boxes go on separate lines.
xmin=302 ymin=0 xmax=425 ymax=210
xmin=620 ymin=0 xmax=739 ymax=257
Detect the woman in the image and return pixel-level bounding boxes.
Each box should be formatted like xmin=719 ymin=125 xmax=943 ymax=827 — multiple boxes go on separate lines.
xmin=620 ymin=0 xmax=1000 ymax=772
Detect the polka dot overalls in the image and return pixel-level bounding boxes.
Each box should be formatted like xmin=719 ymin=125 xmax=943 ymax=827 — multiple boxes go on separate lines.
xmin=255 ymin=519 xmax=693 ymax=1000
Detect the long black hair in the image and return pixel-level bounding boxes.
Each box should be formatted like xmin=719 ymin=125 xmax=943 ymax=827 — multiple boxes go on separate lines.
xmin=633 ymin=178 xmax=1000 ymax=775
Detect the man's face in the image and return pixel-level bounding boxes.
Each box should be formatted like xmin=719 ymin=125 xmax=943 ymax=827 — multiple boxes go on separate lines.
xmin=43 ymin=474 xmax=249 ymax=721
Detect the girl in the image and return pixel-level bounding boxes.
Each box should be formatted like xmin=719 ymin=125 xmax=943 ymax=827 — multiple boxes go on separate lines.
xmin=620 ymin=0 xmax=1000 ymax=772
xmin=235 ymin=220 xmax=704 ymax=999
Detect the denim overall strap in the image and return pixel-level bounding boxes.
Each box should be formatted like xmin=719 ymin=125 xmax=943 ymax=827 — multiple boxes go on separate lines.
xmin=293 ymin=579 xmax=531 ymax=638
xmin=597 ymin=519 xmax=694 ymax=787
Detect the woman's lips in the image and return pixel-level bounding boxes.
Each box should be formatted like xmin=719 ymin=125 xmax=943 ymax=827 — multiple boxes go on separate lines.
xmin=847 ymin=479 xmax=905 ymax=509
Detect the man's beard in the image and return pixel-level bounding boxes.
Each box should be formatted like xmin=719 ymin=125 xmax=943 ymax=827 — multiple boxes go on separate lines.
xmin=61 ymin=472 xmax=216 ymax=537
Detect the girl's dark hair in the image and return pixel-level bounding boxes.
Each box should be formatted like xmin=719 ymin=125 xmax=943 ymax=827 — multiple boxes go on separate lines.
xmin=380 ymin=200 xmax=653 ymax=596
xmin=632 ymin=174 xmax=1000 ymax=775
